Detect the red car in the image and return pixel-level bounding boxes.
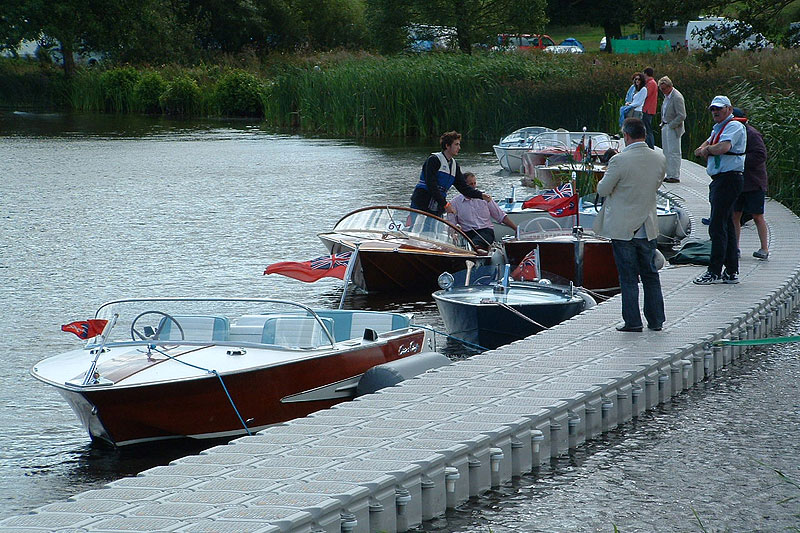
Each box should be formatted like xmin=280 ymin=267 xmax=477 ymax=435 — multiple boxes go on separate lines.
xmin=497 ymin=34 xmax=556 ymax=50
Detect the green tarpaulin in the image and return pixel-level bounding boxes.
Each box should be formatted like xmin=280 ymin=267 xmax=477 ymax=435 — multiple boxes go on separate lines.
xmin=668 ymin=240 xmax=712 ymax=266
xmin=612 ymin=39 xmax=671 ymax=54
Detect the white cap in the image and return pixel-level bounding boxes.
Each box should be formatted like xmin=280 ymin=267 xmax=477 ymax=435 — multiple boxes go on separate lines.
xmin=708 ymin=95 xmax=731 ymax=108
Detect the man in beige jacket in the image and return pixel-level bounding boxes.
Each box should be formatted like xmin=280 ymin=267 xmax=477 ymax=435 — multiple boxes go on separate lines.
xmin=594 ymin=118 xmax=667 ymax=332
xmin=658 ymin=76 xmax=686 ymax=183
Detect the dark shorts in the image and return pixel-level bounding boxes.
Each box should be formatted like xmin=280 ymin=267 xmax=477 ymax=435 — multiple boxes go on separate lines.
xmin=733 ymin=190 xmax=765 ymax=215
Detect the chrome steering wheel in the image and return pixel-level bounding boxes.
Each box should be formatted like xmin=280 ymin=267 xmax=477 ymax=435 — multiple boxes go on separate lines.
xmin=130 ymin=310 xmax=184 ymax=341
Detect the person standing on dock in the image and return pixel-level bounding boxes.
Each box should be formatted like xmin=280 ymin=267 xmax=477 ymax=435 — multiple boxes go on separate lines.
xmin=410 ymin=131 xmax=490 ymax=217
xmin=642 ymin=67 xmax=658 ymax=149
xmin=693 ymin=96 xmax=746 ymax=285
xmin=730 ymin=107 xmax=770 ymax=260
xmin=450 ymin=172 xmax=517 ymax=250
xmin=657 ymin=76 xmax=686 ymax=183
xmin=593 ymin=117 xmax=666 ymax=332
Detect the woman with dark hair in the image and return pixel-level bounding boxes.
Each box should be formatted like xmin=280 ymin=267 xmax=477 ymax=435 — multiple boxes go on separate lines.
xmin=626 ymin=73 xmax=647 ymax=120
xmin=410 ymin=131 xmax=490 ymax=217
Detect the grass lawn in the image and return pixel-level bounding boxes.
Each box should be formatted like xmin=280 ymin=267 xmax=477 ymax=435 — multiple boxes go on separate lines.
xmin=544 ymin=24 xmax=641 ymax=51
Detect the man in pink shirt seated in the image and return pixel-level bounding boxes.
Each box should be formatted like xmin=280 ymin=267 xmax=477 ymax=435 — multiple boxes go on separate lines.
xmin=450 ymin=172 xmax=518 ymax=250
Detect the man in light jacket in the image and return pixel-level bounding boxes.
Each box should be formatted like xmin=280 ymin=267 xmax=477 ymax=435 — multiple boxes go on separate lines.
xmin=594 ymin=117 xmax=666 ymax=332
xmin=658 ymin=76 xmax=686 ymax=183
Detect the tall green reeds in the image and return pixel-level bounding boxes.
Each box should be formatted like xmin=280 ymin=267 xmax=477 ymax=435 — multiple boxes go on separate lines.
xmin=263 ymin=53 xmax=574 ymax=139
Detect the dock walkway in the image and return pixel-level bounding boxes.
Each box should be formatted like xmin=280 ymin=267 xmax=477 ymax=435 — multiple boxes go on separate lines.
xmin=4 ymin=159 xmax=800 ymax=533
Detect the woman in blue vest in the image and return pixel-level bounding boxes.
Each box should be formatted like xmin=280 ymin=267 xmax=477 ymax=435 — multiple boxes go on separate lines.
xmin=410 ymin=131 xmax=490 ymax=217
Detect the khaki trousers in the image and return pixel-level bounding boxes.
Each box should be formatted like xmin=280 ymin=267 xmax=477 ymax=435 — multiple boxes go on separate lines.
xmin=661 ymin=125 xmax=683 ymax=180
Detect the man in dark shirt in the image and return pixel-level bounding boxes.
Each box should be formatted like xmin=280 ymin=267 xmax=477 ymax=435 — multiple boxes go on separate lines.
xmin=410 ymin=131 xmax=489 ymax=216
xmin=731 ymin=108 xmax=770 ymax=259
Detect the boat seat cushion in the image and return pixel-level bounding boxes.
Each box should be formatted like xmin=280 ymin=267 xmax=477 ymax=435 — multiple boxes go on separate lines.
xmin=349 ymin=312 xmax=405 ymax=339
xmin=157 ymin=315 xmax=229 ymax=342
xmin=261 ymin=316 xmax=334 ymax=348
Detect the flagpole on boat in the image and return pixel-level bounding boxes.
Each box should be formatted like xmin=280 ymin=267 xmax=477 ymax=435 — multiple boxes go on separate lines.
xmin=82 ymin=313 xmax=118 ymax=386
xmin=571 ymin=170 xmax=585 ymax=288
xmin=338 ymin=242 xmax=360 ymax=309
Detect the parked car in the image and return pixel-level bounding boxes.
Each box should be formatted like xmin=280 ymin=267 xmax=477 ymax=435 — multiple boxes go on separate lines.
xmin=559 ymin=37 xmax=585 ymax=51
xmin=496 ymin=34 xmax=556 ymax=51
xmin=544 ymin=45 xmax=583 ymax=54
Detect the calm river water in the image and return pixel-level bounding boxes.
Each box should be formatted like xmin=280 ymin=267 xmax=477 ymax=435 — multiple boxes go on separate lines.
xmin=0 ymin=111 xmax=797 ymax=531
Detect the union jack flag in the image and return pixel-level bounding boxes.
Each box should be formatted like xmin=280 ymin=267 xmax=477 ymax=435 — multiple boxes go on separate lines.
xmin=265 ymin=252 xmax=353 ymax=282
xmin=522 ymin=182 xmax=575 ymax=211
xmin=311 ymin=252 xmax=352 ymax=270
xmin=540 ymin=182 xmax=573 ymax=200
xmin=511 ymin=248 xmax=538 ymax=281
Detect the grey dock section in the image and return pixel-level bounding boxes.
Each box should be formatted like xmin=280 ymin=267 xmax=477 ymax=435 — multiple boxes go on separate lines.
xmin=5 ymin=159 xmax=800 ymax=532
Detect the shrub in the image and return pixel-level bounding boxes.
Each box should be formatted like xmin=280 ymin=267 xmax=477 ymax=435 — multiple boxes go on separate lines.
xmin=159 ymin=75 xmax=201 ymax=116
xmin=214 ymin=70 xmax=265 ymax=117
xmin=133 ymin=72 xmax=167 ymax=114
xmin=99 ymin=67 xmax=140 ymax=113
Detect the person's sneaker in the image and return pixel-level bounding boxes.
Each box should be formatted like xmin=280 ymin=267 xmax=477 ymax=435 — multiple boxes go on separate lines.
xmin=693 ymin=271 xmax=722 ymax=285
xmin=722 ymin=271 xmax=739 ymax=284
xmin=753 ymin=249 xmax=769 ymax=259
xmin=664 ymin=177 xmax=680 ymax=183
xmin=701 ymin=217 xmax=711 ymax=225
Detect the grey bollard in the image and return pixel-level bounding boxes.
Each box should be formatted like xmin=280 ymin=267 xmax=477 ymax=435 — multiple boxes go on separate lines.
xmin=341 ymin=512 xmax=357 ymax=533
xmin=531 ymin=430 xmax=545 ymax=467
xmin=616 ymin=384 xmax=632 ymax=425
xmin=444 ymin=467 xmax=460 ymax=510
xmin=510 ymin=429 xmax=533 ymax=476
xmin=631 ymin=383 xmax=644 ymax=418
xmin=657 ymin=373 xmax=670 ymax=405
xmin=396 ymin=488 xmax=412 ymax=533
xmin=489 ymin=448 xmax=504 ymax=488
xmin=681 ymin=360 xmax=693 ymax=390
xmin=601 ymin=397 xmax=615 ymax=433
xmin=369 ymin=500 xmax=387 ymax=533
xmin=584 ymin=397 xmax=602 ymax=440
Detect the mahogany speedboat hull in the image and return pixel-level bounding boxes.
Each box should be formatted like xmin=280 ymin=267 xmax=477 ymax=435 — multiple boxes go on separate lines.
xmin=318 ymin=206 xmax=496 ymax=293
xmin=32 ymin=298 xmax=433 ymax=446
xmin=503 ymin=231 xmax=619 ymax=295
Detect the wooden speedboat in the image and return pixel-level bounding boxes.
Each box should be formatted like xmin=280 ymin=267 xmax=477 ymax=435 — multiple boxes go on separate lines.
xmin=521 ymin=131 xmax=620 ymax=181
xmin=493 ymin=191 xmax=690 ymax=246
xmin=433 ymin=276 xmax=595 ymax=350
xmin=503 ymin=228 xmax=619 ymax=295
xmin=318 ymin=206 xmax=501 ymax=293
xmin=31 ymin=298 xmax=433 ymax=447
xmin=492 ymin=126 xmax=554 ymax=172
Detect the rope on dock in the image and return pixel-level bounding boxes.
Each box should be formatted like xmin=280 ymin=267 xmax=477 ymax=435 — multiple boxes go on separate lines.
xmin=713 ymin=335 xmax=800 ymax=347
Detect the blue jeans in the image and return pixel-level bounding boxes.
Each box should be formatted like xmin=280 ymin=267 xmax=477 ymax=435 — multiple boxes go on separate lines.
xmin=611 ymin=238 xmax=665 ymax=329
xmin=708 ymin=171 xmax=744 ymax=276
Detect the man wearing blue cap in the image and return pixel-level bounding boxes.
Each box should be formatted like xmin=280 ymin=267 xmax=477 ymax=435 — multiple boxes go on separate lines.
xmin=693 ymin=95 xmax=747 ymax=285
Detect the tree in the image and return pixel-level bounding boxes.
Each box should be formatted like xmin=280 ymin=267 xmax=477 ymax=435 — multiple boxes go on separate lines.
xmin=548 ymin=0 xmax=634 ymax=53
xmin=366 ymin=0 xmax=548 ymax=54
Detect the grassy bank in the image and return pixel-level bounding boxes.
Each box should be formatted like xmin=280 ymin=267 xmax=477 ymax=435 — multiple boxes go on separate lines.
xmin=2 ymin=49 xmax=799 ymax=211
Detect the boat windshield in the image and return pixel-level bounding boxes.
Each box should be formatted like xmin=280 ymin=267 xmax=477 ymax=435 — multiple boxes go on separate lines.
xmin=532 ymin=131 xmax=617 ymax=153
xmin=499 ymin=126 xmax=553 ymax=146
xmin=333 ymin=206 xmax=474 ymax=250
